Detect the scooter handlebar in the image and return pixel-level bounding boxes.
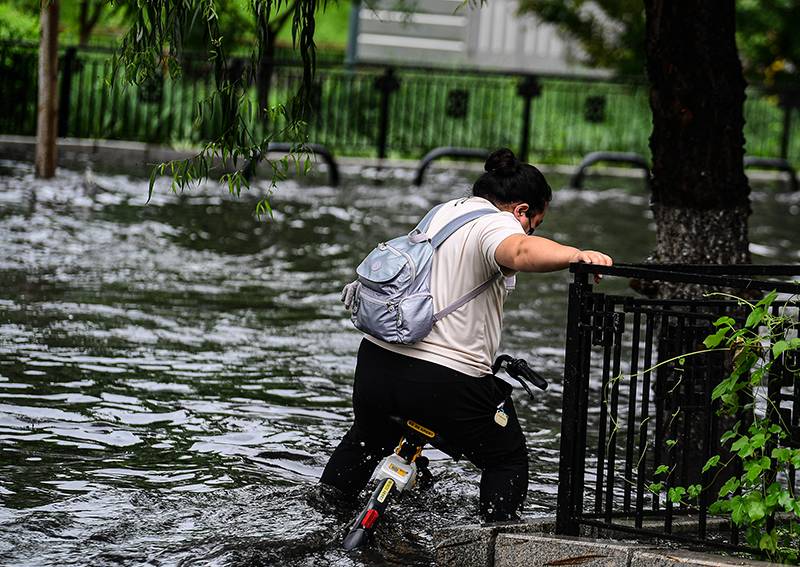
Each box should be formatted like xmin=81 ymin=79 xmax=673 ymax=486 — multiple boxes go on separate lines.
xmin=508 ymin=358 xmax=548 ymax=391
xmin=492 ymin=354 xmax=548 ymax=391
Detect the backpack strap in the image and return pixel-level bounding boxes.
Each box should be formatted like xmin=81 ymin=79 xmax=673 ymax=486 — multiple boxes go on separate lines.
xmin=408 ymin=203 xmax=445 ymax=243
xmin=433 ymin=271 xmax=503 ymax=322
xmin=409 ymin=206 xmax=497 ymax=246
xmin=417 ymin=203 xmax=445 ymax=233
xmin=430 ymin=209 xmax=496 ymax=248
xmin=428 ymin=206 xmax=504 ymax=321
xmin=410 ymin=204 xmax=504 ymax=321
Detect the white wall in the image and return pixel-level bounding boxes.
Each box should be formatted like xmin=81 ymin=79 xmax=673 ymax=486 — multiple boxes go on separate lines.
xmin=354 ymin=0 xmax=588 ymax=74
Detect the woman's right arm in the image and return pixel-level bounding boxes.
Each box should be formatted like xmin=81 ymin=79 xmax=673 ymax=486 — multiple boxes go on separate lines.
xmin=495 ymin=234 xmax=613 ymax=281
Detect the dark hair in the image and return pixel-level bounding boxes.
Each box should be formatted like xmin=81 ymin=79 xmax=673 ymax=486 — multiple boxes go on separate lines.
xmin=472 ymin=148 xmax=552 ymax=214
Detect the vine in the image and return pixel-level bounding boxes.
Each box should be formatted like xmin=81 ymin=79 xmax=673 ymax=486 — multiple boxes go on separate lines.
xmin=610 ymin=291 xmax=800 ymax=564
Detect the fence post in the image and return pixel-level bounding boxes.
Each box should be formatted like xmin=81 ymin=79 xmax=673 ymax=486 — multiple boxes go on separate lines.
xmin=58 ymin=47 xmax=76 ymax=138
xmin=556 ymin=267 xmax=590 ymax=536
xmin=345 ymin=0 xmax=360 ymax=74
xmin=517 ymin=75 xmax=541 ymax=163
xmin=374 ymin=67 xmax=400 ymax=160
xmin=224 ymin=57 xmax=245 ymax=136
xmin=780 ymin=90 xmax=799 ymax=161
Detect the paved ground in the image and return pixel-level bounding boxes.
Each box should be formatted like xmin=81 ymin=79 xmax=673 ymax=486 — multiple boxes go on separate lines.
xmin=434 ymin=518 xmax=771 ymax=567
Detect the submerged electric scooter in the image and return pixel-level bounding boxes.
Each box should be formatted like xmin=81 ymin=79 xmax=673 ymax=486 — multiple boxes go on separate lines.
xmin=341 ymin=354 xmax=548 ymax=550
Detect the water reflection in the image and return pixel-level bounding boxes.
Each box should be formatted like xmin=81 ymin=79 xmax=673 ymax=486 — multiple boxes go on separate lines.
xmin=1 ymin=160 xmax=798 ymax=566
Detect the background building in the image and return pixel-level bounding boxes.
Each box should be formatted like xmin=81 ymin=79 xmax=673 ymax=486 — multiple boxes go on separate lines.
xmin=350 ymin=0 xmax=594 ymax=74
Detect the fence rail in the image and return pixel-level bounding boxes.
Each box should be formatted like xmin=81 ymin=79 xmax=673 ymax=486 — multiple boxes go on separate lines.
xmin=2 ymin=42 xmax=800 ymax=168
xmin=557 ymin=263 xmax=800 ymax=556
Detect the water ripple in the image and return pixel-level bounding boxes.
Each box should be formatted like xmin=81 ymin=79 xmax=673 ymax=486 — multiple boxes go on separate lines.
xmin=1 ymin=163 xmax=797 ymax=566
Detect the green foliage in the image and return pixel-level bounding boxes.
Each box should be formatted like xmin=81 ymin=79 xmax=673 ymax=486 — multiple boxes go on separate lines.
xmin=659 ymin=291 xmax=800 ymax=564
xmin=516 ymin=0 xmax=647 ymax=76
xmin=736 ymin=0 xmax=800 ymax=86
xmin=110 ymin=0 xmax=332 ymax=213
xmin=0 ymin=4 xmax=40 ymax=42
xmin=518 ymin=0 xmax=800 ymax=85
xmin=609 ymin=290 xmax=799 ymax=563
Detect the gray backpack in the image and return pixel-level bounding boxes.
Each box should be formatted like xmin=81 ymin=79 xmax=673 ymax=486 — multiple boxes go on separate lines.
xmin=347 ymin=203 xmax=501 ymax=344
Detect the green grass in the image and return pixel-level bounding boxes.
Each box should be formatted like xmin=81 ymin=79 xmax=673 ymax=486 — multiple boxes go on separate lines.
xmin=274 ymin=1 xmax=351 ymax=50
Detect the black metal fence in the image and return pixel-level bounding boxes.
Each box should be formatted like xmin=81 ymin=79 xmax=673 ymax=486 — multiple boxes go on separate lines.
xmin=557 ymin=263 xmax=800 ymax=556
xmin=3 ymin=42 xmax=800 ymax=167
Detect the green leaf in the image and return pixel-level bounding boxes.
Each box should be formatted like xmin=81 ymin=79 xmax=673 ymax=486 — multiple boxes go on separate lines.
xmin=755 ymin=290 xmax=778 ymax=310
xmin=745 ymin=462 xmax=763 ymax=482
xmin=702 ymin=455 xmax=720 ymax=472
xmin=745 ymin=526 xmax=760 ymax=548
xmin=772 ymin=340 xmax=792 ymax=358
xmin=738 ymin=444 xmax=755 ymax=459
xmin=731 ymin=435 xmax=750 ymax=452
xmin=719 ymin=476 xmax=740 ymax=497
xmin=766 ymin=492 xmax=779 ymax=509
xmin=750 ymin=432 xmax=767 ymax=450
xmin=668 ymin=487 xmax=685 ymax=503
xmin=748 ymin=495 xmax=767 ymax=521
xmin=655 ymin=464 xmax=670 ymax=475
xmin=148 ymin=166 xmax=158 ymax=203
xmin=777 ymin=490 xmax=793 ymax=510
xmin=742 ymin=490 xmax=767 ymax=522
xmin=749 ymin=369 xmax=765 ymax=386
xmin=712 ymin=376 xmax=735 ymax=400
xmin=772 ymin=447 xmax=790 ymax=461
xmin=759 ymin=531 xmax=778 ymax=554
xmin=732 ymin=499 xmax=745 ymax=524
xmin=746 ymin=306 xmax=766 ymax=328
xmin=721 ymin=425 xmax=740 ymax=444
xmin=704 ymin=327 xmax=729 ymax=348
xmin=713 ymin=316 xmax=735 ymax=327
xmin=733 ymin=436 xmax=759 ymax=458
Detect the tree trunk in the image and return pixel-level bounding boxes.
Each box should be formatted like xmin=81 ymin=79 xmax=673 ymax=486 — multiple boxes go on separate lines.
xmin=255 ymin=1 xmax=297 ymax=115
xmin=643 ymin=0 xmax=751 ymax=300
xmin=643 ymin=0 xmax=752 ymax=486
xmin=78 ymin=0 xmax=103 ymax=46
xmin=36 ymin=0 xmax=60 ymax=179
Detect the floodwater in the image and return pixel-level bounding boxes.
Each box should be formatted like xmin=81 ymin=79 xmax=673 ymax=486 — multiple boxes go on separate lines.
xmin=0 ymin=159 xmax=798 ymax=567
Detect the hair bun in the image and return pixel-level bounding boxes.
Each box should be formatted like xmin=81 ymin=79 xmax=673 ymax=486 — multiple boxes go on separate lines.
xmin=484 ymin=148 xmax=518 ymax=173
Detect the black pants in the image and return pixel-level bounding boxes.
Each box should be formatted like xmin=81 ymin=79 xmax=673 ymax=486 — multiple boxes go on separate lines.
xmin=320 ymin=339 xmax=528 ymax=522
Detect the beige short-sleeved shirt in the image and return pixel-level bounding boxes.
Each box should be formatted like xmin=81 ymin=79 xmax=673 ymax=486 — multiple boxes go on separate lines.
xmin=365 ymin=197 xmax=524 ymax=377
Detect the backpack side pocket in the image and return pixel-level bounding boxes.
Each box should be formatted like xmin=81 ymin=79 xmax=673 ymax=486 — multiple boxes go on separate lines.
xmin=396 ymin=293 xmax=435 ymax=344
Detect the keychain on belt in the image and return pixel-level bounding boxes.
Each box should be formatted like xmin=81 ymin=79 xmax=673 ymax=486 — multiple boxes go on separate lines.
xmin=494 ymin=401 xmax=508 ymax=427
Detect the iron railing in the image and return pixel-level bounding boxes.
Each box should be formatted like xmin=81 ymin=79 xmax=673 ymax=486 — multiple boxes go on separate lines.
xmin=2 ymin=42 xmax=800 ymax=168
xmin=557 ymin=263 xmax=800 ymax=555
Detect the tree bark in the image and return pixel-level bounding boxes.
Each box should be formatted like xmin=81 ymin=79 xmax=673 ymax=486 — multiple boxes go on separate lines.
xmin=78 ymin=0 xmax=103 ymax=46
xmin=643 ymin=0 xmax=752 ymax=486
xmin=643 ymin=0 xmax=751 ymax=299
xmin=36 ymin=0 xmax=60 ymax=179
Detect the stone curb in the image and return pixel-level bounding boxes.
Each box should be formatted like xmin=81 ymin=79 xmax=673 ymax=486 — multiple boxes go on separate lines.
xmin=5 ymin=136 xmax=792 ymax=183
xmin=434 ymin=518 xmax=773 ymax=567
xmin=1 ymin=135 xmax=218 ymax=177
xmin=0 ymin=135 xmax=443 ymax=175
